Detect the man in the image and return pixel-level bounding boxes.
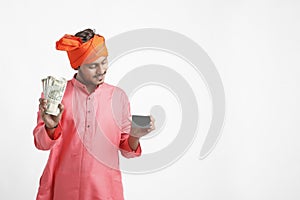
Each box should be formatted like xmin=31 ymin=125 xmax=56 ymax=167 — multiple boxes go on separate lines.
xmin=33 ymin=29 xmax=155 ymax=200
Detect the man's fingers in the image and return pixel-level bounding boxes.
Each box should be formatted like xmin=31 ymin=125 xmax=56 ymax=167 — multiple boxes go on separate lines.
xmin=56 ymin=103 xmax=65 ymax=120
xmin=150 ymin=115 xmax=155 ymax=122
xmin=39 ymin=98 xmax=47 ymax=104
xmin=150 ymin=122 xmax=155 ymax=130
xmin=58 ymin=103 xmax=64 ymax=113
xmin=149 ymin=115 xmax=156 ymax=130
xmin=39 ymin=98 xmax=47 ymax=110
xmin=39 ymin=102 xmax=46 ymax=112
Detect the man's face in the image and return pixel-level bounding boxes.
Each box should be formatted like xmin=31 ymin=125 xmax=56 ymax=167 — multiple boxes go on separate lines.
xmin=77 ymin=56 xmax=108 ymax=87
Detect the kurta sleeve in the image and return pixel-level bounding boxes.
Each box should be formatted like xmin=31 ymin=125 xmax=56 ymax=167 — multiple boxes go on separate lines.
xmin=118 ymin=89 xmax=142 ymax=158
xmin=119 ymin=133 xmax=142 ymax=158
xmin=33 ymin=102 xmax=62 ymax=150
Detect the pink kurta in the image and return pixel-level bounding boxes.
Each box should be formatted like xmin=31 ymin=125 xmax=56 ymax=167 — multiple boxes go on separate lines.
xmin=33 ymin=76 xmax=141 ymax=200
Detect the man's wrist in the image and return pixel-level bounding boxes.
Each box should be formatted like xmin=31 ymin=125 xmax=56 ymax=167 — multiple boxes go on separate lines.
xmin=45 ymin=124 xmax=58 ymax=130
xmin=129 ymin=134 xmax=139 ymax=139
xmin=128 ymin=135 xmax=140 ymax=151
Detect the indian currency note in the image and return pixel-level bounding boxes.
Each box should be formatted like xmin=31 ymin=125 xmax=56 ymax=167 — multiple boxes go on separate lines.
xmin=41 ymin=78 xmax=48 ymax=98
xmin=42 ymin=76 xmax=67 ymax=116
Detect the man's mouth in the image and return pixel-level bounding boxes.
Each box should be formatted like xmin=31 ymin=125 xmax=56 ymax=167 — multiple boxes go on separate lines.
xmin=95 ymin=76 xmax=103 ymax=81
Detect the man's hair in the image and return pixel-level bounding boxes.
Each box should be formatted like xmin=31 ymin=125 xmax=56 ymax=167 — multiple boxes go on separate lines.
xmin=75 ymin=28 xmax=95 ymax=43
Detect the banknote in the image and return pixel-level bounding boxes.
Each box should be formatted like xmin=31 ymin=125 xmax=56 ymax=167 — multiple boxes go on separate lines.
xmin=42 ymin=76 xmax=67 ymax=116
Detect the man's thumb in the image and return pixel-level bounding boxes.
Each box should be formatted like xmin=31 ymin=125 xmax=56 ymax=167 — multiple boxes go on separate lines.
xmin=58 ymin=103 xmax=64 ymax=114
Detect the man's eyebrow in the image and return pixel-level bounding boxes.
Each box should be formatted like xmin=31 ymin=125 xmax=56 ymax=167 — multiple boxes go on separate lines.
xmin=87 ymin=63 xmax=98 ymax=66
xmin=88 ymin=58 xmax=107 ymax=65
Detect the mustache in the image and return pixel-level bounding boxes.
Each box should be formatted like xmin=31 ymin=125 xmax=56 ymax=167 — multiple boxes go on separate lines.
xmin=94 ymin=71 xmax=107 ymax=77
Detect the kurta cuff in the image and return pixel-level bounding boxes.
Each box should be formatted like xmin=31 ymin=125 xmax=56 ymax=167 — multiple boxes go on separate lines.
xmin=119 ymin=134 xmax=142 ymax=158
xmin=34 ymin=122 xmax=62 ymax=150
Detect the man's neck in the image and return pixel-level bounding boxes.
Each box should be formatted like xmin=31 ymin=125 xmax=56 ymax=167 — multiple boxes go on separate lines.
xmin=75 ymin=74 xmax=96 ymax=94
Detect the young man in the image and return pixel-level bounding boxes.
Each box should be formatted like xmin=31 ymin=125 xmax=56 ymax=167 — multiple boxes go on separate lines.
xmin=34 ymin=29 xmax=155 ymax=200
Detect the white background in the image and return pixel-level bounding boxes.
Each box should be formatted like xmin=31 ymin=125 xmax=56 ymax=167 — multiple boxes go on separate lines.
xmin=0 ymin=0 xmax=300 ymax=199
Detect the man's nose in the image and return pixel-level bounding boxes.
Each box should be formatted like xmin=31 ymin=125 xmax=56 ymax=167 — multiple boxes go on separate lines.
xmin=96 ymin=66 xmax=106 ymax=75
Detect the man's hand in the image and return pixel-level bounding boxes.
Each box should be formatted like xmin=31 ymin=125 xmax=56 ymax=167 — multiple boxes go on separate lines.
xmin=39 ymin=98 xmax=64 ymax=129
xmin=127 ymin=115 xmax=156 ymax=151
xmin=129 ymin=115 xmax=156 ymax=138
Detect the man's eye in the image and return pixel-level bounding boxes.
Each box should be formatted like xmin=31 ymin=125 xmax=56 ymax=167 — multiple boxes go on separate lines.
xmin=89 ymin=64 xmax=97 ymax=69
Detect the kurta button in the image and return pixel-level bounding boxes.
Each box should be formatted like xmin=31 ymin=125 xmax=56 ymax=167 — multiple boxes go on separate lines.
xmin=88 ymin=110 xmax=91 ymax=113
xmin=87 ymin=125 xmax=90 ymax=128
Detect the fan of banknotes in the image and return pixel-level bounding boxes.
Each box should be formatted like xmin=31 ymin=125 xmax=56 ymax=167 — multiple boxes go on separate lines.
xmin=42 ymin=76 xmax=67 ymax=116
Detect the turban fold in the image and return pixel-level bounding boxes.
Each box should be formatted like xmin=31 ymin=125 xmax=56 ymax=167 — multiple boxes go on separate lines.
xmin=56 ymin=34 xmax=108 ymax=69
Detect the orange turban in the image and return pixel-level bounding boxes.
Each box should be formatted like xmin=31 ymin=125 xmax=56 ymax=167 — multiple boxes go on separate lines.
xmin=56 ymin=34 xmax=108 ymax=69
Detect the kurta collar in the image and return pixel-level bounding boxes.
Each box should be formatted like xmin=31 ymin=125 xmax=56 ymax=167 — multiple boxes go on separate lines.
xmin=71 ymin=73 xmax=105 ymax=94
